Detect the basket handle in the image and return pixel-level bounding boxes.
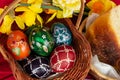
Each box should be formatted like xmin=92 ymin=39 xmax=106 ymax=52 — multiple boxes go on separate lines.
xmin=0 ymin=44 xmax=11 ymax=61
xmin=75 ymin=0 xmax=85 ymax=30
xmin=65 ymin=0 xmax=85 ymax=32
xmin=0 ymin=44 xmax=8 ymax=61
xmin=78 ymin=17 xmax=87 ymax=32
xmin=0 ymin=0 xmax=21 ymax=23
xmin=0 ymin=0 xmax=21 ymax=61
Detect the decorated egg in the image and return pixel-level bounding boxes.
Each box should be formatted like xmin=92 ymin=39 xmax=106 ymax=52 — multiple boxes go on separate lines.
xmin=51 ymin=22 xmax=72 ymax=46
xmin=50 ymin=45 xmax=76 ymax=72
xmin=29 ymin=27 xmax=55 ymax=56
xmin=18 ymin=54 xmax=52 ymax=78
xmin=7 ymin=30 xmax=30 ymax=60
xmin=25 ymin=25 xmax=37 ymax=36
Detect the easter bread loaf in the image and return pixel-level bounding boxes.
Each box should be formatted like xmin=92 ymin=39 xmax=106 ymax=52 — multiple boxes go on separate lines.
xmin=85 ymin=5 xmax=120 ymax=71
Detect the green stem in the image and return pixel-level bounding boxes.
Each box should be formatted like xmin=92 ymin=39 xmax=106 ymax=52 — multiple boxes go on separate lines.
xmin=41 ymin=5 xmax=62 ymax=11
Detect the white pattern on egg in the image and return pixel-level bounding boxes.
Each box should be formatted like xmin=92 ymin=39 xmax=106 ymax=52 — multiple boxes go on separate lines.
xmin=36 ymin=42 xmax=42 ymax=48
xmin=42 ymin=34 xmax=46 ymax=39
xmin=54 ymin=27 xmax=71 ymax=44
xmin=32 ymin=32 xmax=36 ymax=35
xmin=43 ymin=45 xmax=48 ymax=53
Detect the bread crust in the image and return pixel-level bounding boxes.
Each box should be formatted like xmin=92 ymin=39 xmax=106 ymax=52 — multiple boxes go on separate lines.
xmin=86 ymin=7 xmax=120 ymax=71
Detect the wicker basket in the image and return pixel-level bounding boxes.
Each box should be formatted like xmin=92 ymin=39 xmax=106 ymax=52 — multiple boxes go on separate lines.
xmin=0 ymin=0 xmax=92 ymax=80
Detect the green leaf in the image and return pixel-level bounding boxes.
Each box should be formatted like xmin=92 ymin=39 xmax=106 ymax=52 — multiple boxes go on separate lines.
xmin=17 ymin=3 xmax=31 ymax=7
xmin=41 ymin=5 xmax=62 ymax=11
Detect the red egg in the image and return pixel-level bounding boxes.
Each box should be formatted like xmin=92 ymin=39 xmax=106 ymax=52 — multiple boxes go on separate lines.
xmin=50 ymin=45 xmax=76 ymax=72
xmin=7 ymin=30 xmax=30 ymax=60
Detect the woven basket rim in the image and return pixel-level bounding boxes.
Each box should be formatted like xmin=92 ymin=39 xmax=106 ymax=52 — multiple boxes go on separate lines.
xmin=0 ymin=0 xmax=92 ymax=80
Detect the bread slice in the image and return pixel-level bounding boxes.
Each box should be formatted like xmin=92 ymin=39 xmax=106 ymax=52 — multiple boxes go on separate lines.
xmin=86 ymin=5 xmax=120 ymax=72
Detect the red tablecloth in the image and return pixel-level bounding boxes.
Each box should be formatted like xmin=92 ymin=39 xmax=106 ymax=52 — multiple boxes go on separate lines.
xmin=0 ymin=54 xmax=15 ymax=80
xmin=0 ymin=0 xmax=13 ymax=8
xmin=0 ymin=0 xmax=15 ymax=80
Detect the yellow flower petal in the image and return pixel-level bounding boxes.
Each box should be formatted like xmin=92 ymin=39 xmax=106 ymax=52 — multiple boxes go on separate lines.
xmin=15 ymin=16 xmax=25 ymax=29
xmin=87 ymin=0 xmax=116 ymax=14
xmin=46 ymin=12 xmax=57 ymax=23
xmin=22 ymin=10 xmax=36 ymax=26
xmin=62 ymin=9 xmax=73 ymax=18
xmin=103 ymin=0 xmax=116 ymax=11
xmin=27 ymin=0 xmax=35 ymax=3
xmin=34 ymin=0 xmax=42 ymax=4
xmin=15 ymin=6 xmax=29 ymax=12
xmin=52 ymin=0 xmax=80 ymax=18
xmin=56 ymin=10 xmax=63 ymax=18
xmin=29 ymin=4 xmax=43 ymax=13
xmin=27 ymin=0 xmax=42 ymax=4
xmin=87 ymin=0 xmax=96 ymax=9
xmin=52 ymin=0 xmax=80 ymax=12
xmin=0 ymin=15 xmax=14 ymax=34
xmin=15 ymin=0 xmax=43 ymax=27
xmin=0 ymin=8 xmax=4 ymax=14
xmin=56 ymin=9 xmax=72 ymax=18
xmin=36 ymin=14 xmax=43 ymax=26
xmin=44 ymin=9 xmax=56 ymax=14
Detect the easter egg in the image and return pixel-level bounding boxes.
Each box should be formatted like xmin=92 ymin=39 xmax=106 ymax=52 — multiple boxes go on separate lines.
xmin=51 ymin=22 xmax=72 ymax=46
xmin=18 ymin=54 xmax=52 ymax=78
xmin=29 ymin=27 xmax=55 ymax=56
xmin=25 ymin=25 xmax=37 ymax=36
xmin=50 ymin=45 xmax=76 ymax=72
xmin=7 ymin=30 xmax=30 ymax=60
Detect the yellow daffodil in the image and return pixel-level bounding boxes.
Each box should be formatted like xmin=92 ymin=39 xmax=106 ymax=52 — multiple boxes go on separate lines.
xmin=0 ymin=8 xmax=3 ymax=14
xmin=87 ymin=0 xmax=116 ymax=14
xmin=0 ymin=0 xmax=43 ymax=34
xmin=0 ymin=8 xmax=14 ymax=34
xmin=0 ymin=14 xmax=14 ymax=34
xmin=44 ymin=9 xmax=56 ymax=14
xmin=45 ymin=0 xmax=81 ymax=23
xmin=15 ymin=0 xmax=43 ymax=27
xmin=52 ymin=0 xmax=81 ymax=18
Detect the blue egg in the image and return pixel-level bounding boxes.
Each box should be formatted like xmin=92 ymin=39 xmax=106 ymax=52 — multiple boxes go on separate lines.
xmin=51 ymin=22 xmax=72 ymax=46
xmin=18 ymin=54 xmax=52 ymax=79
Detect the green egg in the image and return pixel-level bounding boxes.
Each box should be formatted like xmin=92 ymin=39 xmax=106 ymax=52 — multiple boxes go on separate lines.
xmin=29 ymin=27 xmax=55 ymax=56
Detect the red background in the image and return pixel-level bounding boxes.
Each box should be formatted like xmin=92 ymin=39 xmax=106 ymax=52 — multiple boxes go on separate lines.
xmin=0 ymin=0 xmax=15 ymax=80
